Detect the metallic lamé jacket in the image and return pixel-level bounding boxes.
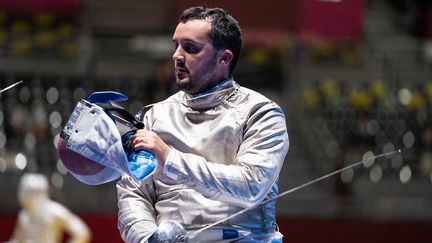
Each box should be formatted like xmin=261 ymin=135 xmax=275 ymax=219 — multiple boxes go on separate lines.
xmin=117 ymin=79 xmax=289 ymax=242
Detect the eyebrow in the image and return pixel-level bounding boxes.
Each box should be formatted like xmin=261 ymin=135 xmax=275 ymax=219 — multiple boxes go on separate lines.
xmin=173 ymin=38 xmax=205 ymax=47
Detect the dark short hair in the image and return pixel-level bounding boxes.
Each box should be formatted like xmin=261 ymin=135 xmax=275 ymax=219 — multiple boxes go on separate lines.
xmin=179 ymin=6 xmax=242 ymax=75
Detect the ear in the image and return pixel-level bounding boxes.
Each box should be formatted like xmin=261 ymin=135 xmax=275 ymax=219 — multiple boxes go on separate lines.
xmin=219 ymin=50 xmax=233 ymax=65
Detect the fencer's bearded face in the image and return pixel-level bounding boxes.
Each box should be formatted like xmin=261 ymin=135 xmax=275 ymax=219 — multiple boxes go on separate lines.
xmin=172 ymin=20 xmax=225 ymax=94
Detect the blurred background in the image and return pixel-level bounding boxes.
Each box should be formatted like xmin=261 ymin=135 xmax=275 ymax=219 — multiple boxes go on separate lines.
xmin=1 ymin=0 xmax=432 ymax=242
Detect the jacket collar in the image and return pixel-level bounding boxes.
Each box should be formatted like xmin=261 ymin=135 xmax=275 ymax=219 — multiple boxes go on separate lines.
xmin=182 ymin=77 xmax=238 ymax=110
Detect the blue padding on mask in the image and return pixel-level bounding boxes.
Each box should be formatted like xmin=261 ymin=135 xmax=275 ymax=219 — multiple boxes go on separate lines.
xmin=87 ymin=91 xmax=129 ymax=122
xmin=87 ymin=91 xmax=128 ymax=103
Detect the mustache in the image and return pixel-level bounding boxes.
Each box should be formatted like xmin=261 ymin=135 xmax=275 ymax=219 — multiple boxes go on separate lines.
xmin=175 ymin=59 xmax=186 ymax=69
xmin=175 ymin=64 xmax=188 ymax=73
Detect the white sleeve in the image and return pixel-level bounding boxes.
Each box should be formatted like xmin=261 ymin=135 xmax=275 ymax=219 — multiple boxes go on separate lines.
xmin=116 ymin=175 xmax=158 ymax=243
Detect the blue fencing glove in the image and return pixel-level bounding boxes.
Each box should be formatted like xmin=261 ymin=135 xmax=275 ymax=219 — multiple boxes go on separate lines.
xmin=121 ymin=130 xmax=158 ymax=180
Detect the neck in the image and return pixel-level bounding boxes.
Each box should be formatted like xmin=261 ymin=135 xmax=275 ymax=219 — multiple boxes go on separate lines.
xmin=191 ymin=76 xmax=232 ymax=97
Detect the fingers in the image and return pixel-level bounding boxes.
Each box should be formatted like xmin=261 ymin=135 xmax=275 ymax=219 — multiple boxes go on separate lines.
xmin=131 ymin=130 xmax=155 ymax=149
xmin=127 ymin=129 xmax=171 ymax=163
xmin=133 ymin=130 xmax=148 ymax=143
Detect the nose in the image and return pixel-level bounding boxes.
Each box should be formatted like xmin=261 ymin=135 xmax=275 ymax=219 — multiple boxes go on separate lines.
xmin=172 ymin=46 xmax=184 ymax=63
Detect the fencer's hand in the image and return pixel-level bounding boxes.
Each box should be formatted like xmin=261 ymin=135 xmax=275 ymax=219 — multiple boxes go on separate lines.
xmin=148 ymin=220 xmax=187 ymax=243
xmin=130 ymin=129 xmax=171 ymax=166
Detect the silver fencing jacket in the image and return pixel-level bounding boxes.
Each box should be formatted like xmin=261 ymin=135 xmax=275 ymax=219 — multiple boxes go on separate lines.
xmin=117 ymin=78 xmax=289 ymax=242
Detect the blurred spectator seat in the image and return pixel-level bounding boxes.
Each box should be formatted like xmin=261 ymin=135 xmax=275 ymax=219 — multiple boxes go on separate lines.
xmin=9 ymin=37 xmax=32 ymax=56
xmin=33 ymin=12 xmax=55 ymax=29
xmin=10 ymin=19 xmax=30 ymax=37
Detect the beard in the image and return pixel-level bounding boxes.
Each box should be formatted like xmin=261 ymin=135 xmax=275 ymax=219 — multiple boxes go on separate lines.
xmin=176 ymin=53 xmax=220 ymax=94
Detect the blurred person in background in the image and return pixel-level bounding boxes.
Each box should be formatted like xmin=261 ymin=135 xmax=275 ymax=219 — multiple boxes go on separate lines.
xmin=8 ymin=173 xmax=91 ymax=243
xmin=117 ymin=6 xmax=289 ymax=242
